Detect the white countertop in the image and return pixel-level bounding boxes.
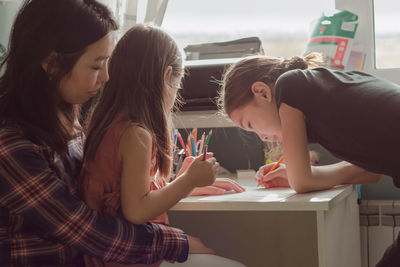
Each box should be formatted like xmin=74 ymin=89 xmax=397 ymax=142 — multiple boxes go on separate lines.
xmin=170 ymin=184 xmax=354 ymax=212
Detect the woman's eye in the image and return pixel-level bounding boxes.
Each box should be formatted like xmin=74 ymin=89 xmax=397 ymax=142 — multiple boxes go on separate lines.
xmin=92 ymin=66 xmax=102 ymax=71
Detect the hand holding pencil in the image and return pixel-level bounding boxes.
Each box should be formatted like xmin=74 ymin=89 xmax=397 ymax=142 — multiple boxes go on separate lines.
xmin=264 ymin=156 xmax=284 ymax=175
xmin=256 ymin=156 xmax=290 ymax=188
xmin=178 ymin=154 xmax=219 ymax=187
xmin=175 ymin=129 xmax=214 ymax=176
xmin=177 ymin=151 xmax=214 ymax=177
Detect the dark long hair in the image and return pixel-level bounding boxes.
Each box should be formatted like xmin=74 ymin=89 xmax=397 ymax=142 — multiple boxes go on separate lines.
xmin=84 ymin=24 xmax=183 ymax=179
xmin=0 ymin=0 xmax=117 ymax=154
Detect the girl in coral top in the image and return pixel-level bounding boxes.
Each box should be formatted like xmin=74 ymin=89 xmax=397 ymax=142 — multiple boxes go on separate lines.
xmin=79 ymin=24 xmax=245 ymax=267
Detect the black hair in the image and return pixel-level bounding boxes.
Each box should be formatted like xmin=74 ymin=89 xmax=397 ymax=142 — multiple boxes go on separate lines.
xmin=0 ymin=0 xmax=118 ymax=154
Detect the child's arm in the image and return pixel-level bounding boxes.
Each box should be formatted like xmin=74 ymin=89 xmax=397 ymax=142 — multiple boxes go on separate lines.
xmin=177 ymin=156 xmax=245 ymax=195
xmin=278 ymin=103 xmax=380 ymax=193
xmin=312 ymin=162 xmax=381 ymax=185
xmin=119 ymin=125 xmax=217 ymax=224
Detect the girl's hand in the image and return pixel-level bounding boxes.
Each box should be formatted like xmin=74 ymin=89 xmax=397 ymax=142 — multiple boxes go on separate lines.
xmin=190 ymin=178 xmax=246 ymax=196
xmin=187 ymin=235 xmax=215 ymax=254
xmin=177 ymin=153 xmax=214 ymax=177
xmin=183 ymin=155 xmax=219 ymax=188
xmin=256 ymin=163 xmax=291 ymax=189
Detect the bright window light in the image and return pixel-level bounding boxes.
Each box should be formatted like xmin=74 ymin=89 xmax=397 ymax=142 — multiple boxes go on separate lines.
xmin=373 ymin=0 xmax=400 ymax=69
xmin=162 ymin=0 xmax=335 ymax=58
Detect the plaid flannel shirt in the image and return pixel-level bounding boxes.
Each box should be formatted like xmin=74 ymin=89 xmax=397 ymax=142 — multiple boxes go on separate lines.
xmin=0 ymin=123 xmax=188 ymax=266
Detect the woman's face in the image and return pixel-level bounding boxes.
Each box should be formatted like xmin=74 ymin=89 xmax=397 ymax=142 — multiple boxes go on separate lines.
xmin=230 ymin=87 xmax=282 ymax=142
xmin=58 ymin=33 xmax=115 ymax=104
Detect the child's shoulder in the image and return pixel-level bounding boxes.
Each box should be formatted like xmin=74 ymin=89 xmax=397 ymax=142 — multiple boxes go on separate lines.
xmin=119 ymin=123 xmax=152 ymax=148
xmin=276 ymin=67 xmax=333 ymax=89
xmin=276 ymin=68 xmax=307 ymax=86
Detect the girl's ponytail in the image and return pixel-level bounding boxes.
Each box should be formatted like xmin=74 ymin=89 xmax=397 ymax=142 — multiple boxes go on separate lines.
xmin=282 ymin=52 xmax=325 ymax=71
xmin=282 ymin=56 xmax=308 ymax=70
xmin=303 ymin=52 xmax=326 ymax=69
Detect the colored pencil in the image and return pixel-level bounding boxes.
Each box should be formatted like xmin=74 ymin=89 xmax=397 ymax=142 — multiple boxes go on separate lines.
xmin=192 ymin=128 xmax=197 ymax=143
xmin=190 ymin=134 xmax=196 ymax=156
xmin=258 ymin=156 xmax=284 ymax=185
xmin=268 ymin=156 xmax=284 ymax=173
xmin=172 ymin=129 xmax=178 ymax=153
xmin=177 ymin=132 xmax=189 ymax=157
xmin=202 ymin=145 xmax=208 ymax=161
xmin=198 ymin=132 xmax=205 ymax=155
xmin=187 ymin=135 xmax=192 ymax=157
xmin=196 ymin=140 xmax=201 ymax=156
xmin=205 ymin=129 xmax=213 ymax=145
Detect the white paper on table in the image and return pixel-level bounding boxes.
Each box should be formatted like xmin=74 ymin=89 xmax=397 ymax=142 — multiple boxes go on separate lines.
xmin=198 ymin=187 xmax=296 ymax=202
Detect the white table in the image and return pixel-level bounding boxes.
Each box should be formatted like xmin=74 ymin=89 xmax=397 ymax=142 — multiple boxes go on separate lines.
xmin=168 ymin=183 xmax=361 ymax=267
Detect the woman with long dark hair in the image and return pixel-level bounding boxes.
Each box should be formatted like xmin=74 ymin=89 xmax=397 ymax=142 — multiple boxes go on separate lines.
xmin=0 ymin=0 xmax=196 ymax=265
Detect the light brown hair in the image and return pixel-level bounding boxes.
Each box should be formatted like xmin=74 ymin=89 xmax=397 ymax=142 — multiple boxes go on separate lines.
xmin=218 ymin=52 xmax=325 ymax=117
xmin=84 ymin=24 xmax=183 ymax=179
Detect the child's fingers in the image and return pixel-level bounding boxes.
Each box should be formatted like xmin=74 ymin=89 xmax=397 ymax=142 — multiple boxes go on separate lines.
xmin=255 ymin=163 xmax=276 ymax=178
xmin=255 ymin=169 xmax=264 ymax=180
xmin=212 ymin=162 xmax=219 ymax=173
xmin=262 ymin=163 xmax=276 ymax=176
xmin=207 ymin=186 xmax=226 ymax=195
xmin=193 ymin=153 xmax=214 ymax=162
xmin=259 ymin=170 xmax=278 ymax=182
xmin=205 ymin=157 xmax=216 ymax=164
xmin=205 ymin=185 xmax=225 ymax=195
xmin=177 ymin=156 xmax=195 ymax=176
xmin=263 ymin=181 xmax=274 ymax=189
xmin=193 ymin=186 xmax=226 ymax=196
xmin=261 ymin=164 xmax=286 ymax=181
xmin=205 ymin=152 xmax=214 ymax=159
xmin=212 ymin=178 xmax=245 ymax=192
xmin=256 ymin=164 xmax=271 ymax=179
xmin=263 ymin=179 xmax=279 ymax=189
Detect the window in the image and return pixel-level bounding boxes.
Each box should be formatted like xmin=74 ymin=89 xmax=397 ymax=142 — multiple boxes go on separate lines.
xmin=162 ymin=0 xmax=335 ymax=59
xmin=373 ymin=0 xmax=400 ymax=69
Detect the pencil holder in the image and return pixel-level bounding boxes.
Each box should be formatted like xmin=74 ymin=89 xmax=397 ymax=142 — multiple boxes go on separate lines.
xmin=170 ymin=148 xmax=186 ymax=181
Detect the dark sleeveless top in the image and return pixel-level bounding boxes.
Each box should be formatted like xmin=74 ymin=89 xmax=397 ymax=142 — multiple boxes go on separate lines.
xmin=275 ymin=67 xmax=400 ymax=186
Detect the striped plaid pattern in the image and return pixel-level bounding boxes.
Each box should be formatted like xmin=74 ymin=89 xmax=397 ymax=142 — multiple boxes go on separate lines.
xmin=0 ymin=124 xmax=188 ymax=266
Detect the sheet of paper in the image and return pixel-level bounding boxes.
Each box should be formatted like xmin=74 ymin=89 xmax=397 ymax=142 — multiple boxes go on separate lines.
xmin=198 ymin=187 xmax=296 ymax=202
